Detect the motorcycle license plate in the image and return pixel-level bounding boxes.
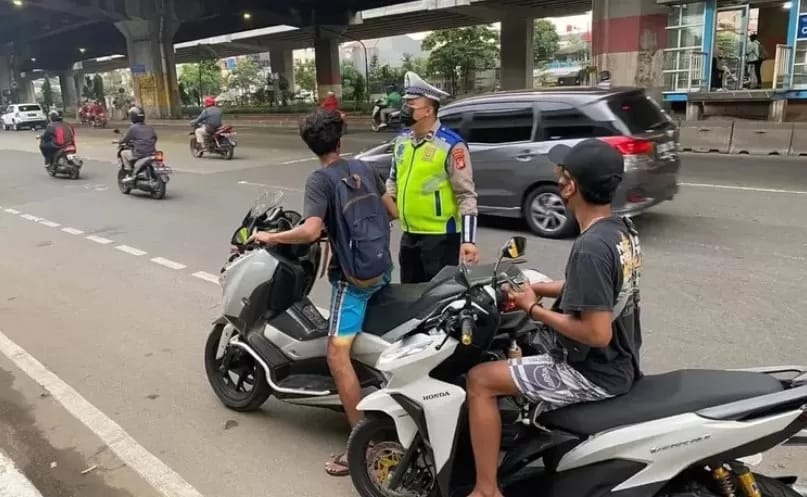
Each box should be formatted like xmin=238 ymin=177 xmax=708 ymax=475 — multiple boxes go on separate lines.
xmin=154 ymin=165 xmax=172 ymax=175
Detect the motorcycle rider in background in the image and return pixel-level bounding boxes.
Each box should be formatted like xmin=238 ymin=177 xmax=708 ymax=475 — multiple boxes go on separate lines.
xmin=119 ymin=106 xmax=158 ymax=184
xmin=191 ymin=96 xmax=223 ymax=148
xmin=378 ymin=85 xmax=402 ymax=128
xmin=39 ymin=111 xmax=75 ymax=167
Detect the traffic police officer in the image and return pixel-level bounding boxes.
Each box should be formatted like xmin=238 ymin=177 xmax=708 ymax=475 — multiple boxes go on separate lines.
xmin=387 ymin=72 xmax=479 ymax=284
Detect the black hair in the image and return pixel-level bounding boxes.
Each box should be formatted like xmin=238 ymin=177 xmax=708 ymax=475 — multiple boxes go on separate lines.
xmin=427 ymin=98 xmax=440 ymax=113
xmin=577 ymin=176 xmax=621 ymax=205
xmin=299 ymin=110 xmax=343 ymax=157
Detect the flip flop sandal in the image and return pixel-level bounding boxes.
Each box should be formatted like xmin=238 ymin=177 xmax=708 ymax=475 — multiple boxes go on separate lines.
xmin=325 ymin=453 xmax=350 ymax=477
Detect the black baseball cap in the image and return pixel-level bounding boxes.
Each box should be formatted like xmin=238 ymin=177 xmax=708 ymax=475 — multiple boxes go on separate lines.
xmin=548 ymin=138 xmax=624 ymax=195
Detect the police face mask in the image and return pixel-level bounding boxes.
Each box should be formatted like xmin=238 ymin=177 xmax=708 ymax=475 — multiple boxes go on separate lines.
xmin=400 ymin=103 xmax=417 ymax=127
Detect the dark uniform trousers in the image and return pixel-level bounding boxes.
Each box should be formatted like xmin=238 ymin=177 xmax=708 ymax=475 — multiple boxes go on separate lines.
xmin=398 ymin=232 xmax=461 ymax=284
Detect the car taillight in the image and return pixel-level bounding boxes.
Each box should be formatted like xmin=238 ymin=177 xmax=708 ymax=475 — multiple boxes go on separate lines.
xmin=154 ymin=151 xmax=164 ymax=162
xmin=600 ymin=136 xmax=654 ymax=156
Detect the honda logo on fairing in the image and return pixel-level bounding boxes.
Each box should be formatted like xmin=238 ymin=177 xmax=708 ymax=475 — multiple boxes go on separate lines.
xmin=650 ymin=434 xmax=711 ymax=454
xmin=423 ymin=392 xmax=450 ymax=401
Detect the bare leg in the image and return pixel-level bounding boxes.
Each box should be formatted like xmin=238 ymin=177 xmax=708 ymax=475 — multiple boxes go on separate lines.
xmin=327 ymin=337 xmax=363 ymax=427
xmin=466 ymin=361 xmax=521 ymax=497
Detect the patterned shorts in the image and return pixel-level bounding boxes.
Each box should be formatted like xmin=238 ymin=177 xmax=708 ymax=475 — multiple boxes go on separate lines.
xmin=508 ymin=331 xmax=612 ymax=412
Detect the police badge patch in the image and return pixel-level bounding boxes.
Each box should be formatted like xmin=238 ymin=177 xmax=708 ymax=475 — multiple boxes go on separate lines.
xmin=395 ymin=143 xmax=406 ymax=158
xmin=422 ymin=145 xmax=436 ymax=162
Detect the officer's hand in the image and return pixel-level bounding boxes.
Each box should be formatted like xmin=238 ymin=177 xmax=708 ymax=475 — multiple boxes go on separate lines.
xmin=460 ymin=243 xmax=479 ymax=265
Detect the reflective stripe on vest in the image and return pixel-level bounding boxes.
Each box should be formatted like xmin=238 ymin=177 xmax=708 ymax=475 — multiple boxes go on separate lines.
xmin=393 ymin=129 xmax=460 ymax=234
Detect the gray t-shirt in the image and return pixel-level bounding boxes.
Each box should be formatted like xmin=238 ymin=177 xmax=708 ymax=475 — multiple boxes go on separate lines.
xmin=303 ymin=159 xmax=387 ymax=281
xmin=553 ymin=217 xmax=643 ymax=395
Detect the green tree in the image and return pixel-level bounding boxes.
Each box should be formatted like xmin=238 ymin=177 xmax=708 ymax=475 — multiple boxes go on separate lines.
xmin=295 ymin=59 xmax=316 ymax=93
xmin=422 ymin=25 xmax=498 ymax=94
xmin=41 ymin=77 xmax=54 ymax=110
xmin=227 ymin=58 xmax=262 ymax=102
xmin=92 ymin=74 xmax=105 ymax=105
xmin=341 ymin=61 xmax=366 ymax=102
xmin=533 ymin=19 xmax=561 ymax=65
xmin=401 ymin=54 xmax=428 ymax=76
xmin=179 ymin=60 xmax=223 ymax=104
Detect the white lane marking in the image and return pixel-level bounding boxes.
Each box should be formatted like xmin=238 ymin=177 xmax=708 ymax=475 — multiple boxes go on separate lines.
xmin=236 ymin=181 xmax=304 ymax=193
xmin=192 ymin=271 xmax=220 ymax=284
xmin=280 ymin=152 xmax=353 ymax=165
xmin=4 ymin=208 xmax=20 ymax=214
xmin=150 ymin=257 xmax=187 ymax=270
xmin=61 ymin=227 xmax=85 ymax=235
xmin=0 ymin=449 xmax=44 ymax=497
xmin=115 ymin=245 xmax=147 ymax=256
xmin=680 ymin=182 xmax=807 ymax=195
xmin=39 ymin=220 xmax=60 ymax=228
xmin=20 ymin=214 xmax=42 ymax=222
xmin=86 ymin=235 xmax=114 ymax=245
xmin=0 ymin=330 xmax=206 ymax=497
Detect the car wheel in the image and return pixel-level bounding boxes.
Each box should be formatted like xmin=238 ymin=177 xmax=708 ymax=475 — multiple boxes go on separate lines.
xmin=523 ymin=185 xmax=578 ymax=239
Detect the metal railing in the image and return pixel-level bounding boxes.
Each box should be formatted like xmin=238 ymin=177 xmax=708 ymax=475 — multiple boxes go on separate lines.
xmin=687 ymin=51 xmax=707 ymax=92
xmin=772 ymin=44 xmax=793 ymax=90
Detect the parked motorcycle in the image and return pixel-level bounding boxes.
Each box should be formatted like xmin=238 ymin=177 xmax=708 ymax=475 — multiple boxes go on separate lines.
xmin=189 ymin=124 xmax=237 ymax=160
xmin=92 ymin=111 xmax=108 ymax=128
xmin=112 ymin=129 xmax=171 ymax=199
xmin=345 ymin=238 xmax=807 ymax=497
xmin=371 ymin=99 xmax=401 ymax=132
xmin=36 ymin=136 xmax=83 ymax=179
xmin=204 ymin=192 xmax=542 ymax=415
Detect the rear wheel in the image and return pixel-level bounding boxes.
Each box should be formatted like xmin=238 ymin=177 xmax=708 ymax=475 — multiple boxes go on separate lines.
xmin=754 ymin=473 xmax=803 ymax=497
xmin=523 ymin=185 xmax=578 ymax=239
xmin=348 ymin=415 xmax=434 ymax=497
xmin=204 ymin=323 xmax=272 ymax=411
xmin=150 ymin=177 xmax=167 ymax=199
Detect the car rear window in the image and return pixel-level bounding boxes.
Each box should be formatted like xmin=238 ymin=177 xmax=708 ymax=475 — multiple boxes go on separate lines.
xmin=607 ymin=93 xmax=670 ymax=135
xmin=19 ymin=105 xmax=41 ymax=112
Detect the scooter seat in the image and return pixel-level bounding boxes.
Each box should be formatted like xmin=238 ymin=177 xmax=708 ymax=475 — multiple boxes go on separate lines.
xmin=538 ymin=369 xmax=783 ymax=435
xmin=363 ymin=263 xmax=506 ymax=336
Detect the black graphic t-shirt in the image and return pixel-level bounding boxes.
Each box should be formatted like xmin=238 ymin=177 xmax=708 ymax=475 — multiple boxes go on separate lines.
xmin=552 ymin=217 xmax=643 ymax=395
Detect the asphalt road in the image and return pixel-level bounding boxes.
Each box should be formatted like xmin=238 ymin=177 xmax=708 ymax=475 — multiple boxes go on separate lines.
xmin=0 ymin=125 xmax=805 ymax=496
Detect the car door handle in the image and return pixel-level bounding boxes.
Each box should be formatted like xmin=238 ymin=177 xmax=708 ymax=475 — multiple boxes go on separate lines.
xmin=515 ymin=153 xmax=535 ymax=162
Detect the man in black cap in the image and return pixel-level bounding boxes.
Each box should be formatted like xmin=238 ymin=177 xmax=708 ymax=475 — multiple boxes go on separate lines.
xmin=463 ymin=139 xmax=643 ymax=497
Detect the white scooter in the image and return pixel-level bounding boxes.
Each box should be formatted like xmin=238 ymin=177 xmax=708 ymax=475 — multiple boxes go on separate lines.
xmin=346 ymin=237 xmax=807 ymax=497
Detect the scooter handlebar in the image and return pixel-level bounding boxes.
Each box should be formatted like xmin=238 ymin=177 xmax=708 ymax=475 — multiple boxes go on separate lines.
xmin=460 ymin=315 xmax=474 ymax=346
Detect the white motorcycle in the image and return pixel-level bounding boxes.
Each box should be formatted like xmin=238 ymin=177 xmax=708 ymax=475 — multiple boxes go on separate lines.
xmin=347 ymin=237 xmax=807 ymax=497
xmin=205 ymin=193 xmax=540 ymax=413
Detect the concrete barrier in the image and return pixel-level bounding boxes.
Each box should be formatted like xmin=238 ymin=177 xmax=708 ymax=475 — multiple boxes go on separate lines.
xmin=789 ymin=124 xmax=807 ymax=156
xmin=679 ymin=120 xmax=733 ymax=153
xmin=729 ymin=121 xmax=794 ymax=156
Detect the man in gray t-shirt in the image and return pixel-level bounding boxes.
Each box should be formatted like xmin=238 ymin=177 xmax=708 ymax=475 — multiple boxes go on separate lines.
xmin=250 ymin=110 xmax=397 ymax=477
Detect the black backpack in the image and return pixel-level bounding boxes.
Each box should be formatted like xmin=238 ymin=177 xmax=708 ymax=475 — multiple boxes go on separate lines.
xmin=319 ymin=160 xmax=391 ymax=287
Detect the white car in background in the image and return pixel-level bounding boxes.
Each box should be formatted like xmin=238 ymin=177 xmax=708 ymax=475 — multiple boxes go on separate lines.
xmin=1 ymin=103 xmax=48 ymax=131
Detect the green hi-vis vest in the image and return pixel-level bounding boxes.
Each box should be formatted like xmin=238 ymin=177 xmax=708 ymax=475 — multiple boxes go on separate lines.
xmin=392 ymin=127 xmax=462 ymax=234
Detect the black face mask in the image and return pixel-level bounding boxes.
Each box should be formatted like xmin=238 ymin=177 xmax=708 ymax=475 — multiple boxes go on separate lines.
xmin=400 ymin=104 xmax=416 ymax=127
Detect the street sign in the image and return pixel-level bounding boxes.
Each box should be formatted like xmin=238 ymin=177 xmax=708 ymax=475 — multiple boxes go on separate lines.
xmin=131 ymin=64 xmax=146 ymax=75
xmin=799 ymin=14 xmax=807 ymax=40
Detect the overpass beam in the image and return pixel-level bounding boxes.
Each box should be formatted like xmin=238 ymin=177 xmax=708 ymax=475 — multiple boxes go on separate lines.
xmin=592 ymin=0 xmax=667 ymax=99
xmin=500 ymin=16 xmax=534 ymax=91
xmin=314 ymin=34 xmax=341 ymax=100
xmin=115 ymin=18 xmax=181 ymax=119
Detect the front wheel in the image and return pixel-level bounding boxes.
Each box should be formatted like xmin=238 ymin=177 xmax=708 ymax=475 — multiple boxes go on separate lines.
xmin=117 ymin=168 xmax=132 ymax=194
xmin=204 ymin=324 xmax=272 ymax=411
xmin=348 ymin=415 xmax=434 ymax=497
xmin=223 ymin=145 xmax=234 ymax=160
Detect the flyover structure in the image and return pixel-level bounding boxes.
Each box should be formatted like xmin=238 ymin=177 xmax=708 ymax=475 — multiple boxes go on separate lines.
xmin=1 ymin=0 xmax=673 ymax=117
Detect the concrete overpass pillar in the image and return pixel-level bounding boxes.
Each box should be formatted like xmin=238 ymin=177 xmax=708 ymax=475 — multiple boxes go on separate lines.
xmin=500 ymin=16 xmax=534 ymax=90
xmin=314 ymin=35 xmax=341 ymax=100
xmin=270 ymin=48 xmax=295 ymax=93
xmin=115 ymin=18 xmax=181 ymax=119
xmin=592 ymin=0 xmax=667 ymax=99
xmin=0 ymin=56 xmax=12 ymax=105
xmin=59 ymin=71 xmax=79 ymax=115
